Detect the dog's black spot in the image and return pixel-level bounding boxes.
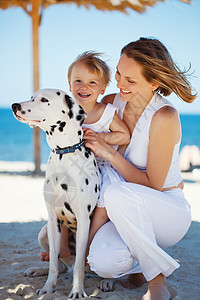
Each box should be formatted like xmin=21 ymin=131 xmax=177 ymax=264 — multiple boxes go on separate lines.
xmin=80 ymin=118 xmax=85 ymax=126
xmin=99 ymin=168 xmax=102 ymax=174
xmin=58 ymin=253 xmax=60 ymax=259
xmin=98 ymin=184 xmax=101 ymax=192
xmin=61 ymin=210 xmax=65 ymax=216
xmin=98 ymin=195 xmax=100 ymax=200
xmin=69 ymin=225 xmax=77 ymax=231
xmin=79 ymin=109 xmax=85 ymax=115
xmin=57 ymin=218 xmax=61 ymax=233
xmin=64 ymin=202 xmax=74 ymax=214
xmin=41 ymin=97 xmax=49 ymax=103
xmin=79 ymin=147 xmax=82 ymax=152
xmin=60 ymin=220 xmax=64 ymax=224
xmin=62 ymin=110 xmax=65 ymax=114
xmin=46 ymin=131 xmax=49 ymax=135
xmin=68 ymin=110 xmax=73 ymax=119
xmin=65 ymin=94 xmax=74 ymax=110
xmin=85 ymin=178 xmax=89 ymax=185
xmin=57 ymin=92 xmax=61 ymax=96
xmin=57 ymin=120 xmax=61 ymax=124
xmin=51 ymin=125 xmax=57 ymax=131
xmin=50 ymin=132 xmax=53 ymax=135
xmin=60 ymin=122 xmax=66 ymax=127
xmin=73 ymin=217 xmax=77 ymax=222
xmin=84 ymin=147 xmax=91 ymax=159
xmin=48 ymin=103 xmax=50 ymax=106
xmin=65 ymin=95 xmax=74 ymax=120
xmin=93 ymin=160 xmax=97 ymax=167
xmin=58 ymin=122 xmax=66 ymax=132
xmin=78 ymin=130 xmax=82 ymax=136
xmin=59 ymin=154 xmax=63 ymax=160
xmin=81 ymin=188 xmax=83 ymax=192
xmin=85 ymin=152 xmax=89 ymax=159
xmin=95 ymin=184 xmax=98 ymax=193
xmin=96 ymin=171 xmax=99 ymax=176
xmin=43 ymin=119 xmax=46 ymax=122
xmin=56 ymin=177 xmax=58 ymax=181
xmin=28 ymin=109 xmax=31 ymax=112
xmin=76 ymin=115 xmax=82 ymax=121
xmin=47 ymin=179 xmax=49 ymax=184
xmin=21 ymin=110 xmax=26 ymax=114
xmin=87 ymin=205 xmax=91 ymax=212
xmin=67 ymin=220 xmax=72 ymax=225
xmin=61 ymin=183 xmax=68 ymax=191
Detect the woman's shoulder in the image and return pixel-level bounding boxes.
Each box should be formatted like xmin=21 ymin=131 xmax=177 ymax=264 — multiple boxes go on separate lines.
xmin=101 ymin=93 xmax=117 ymax=105
xmin=150 ymin=105 xmax=180 ymax=142
xmin=153 ymin=105 xmax=179 ymax=123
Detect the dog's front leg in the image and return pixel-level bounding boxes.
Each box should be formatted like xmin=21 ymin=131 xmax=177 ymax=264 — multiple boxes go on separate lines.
xmin=37 ymin=205 xmax=61 ymax=296
xmin=68 ymin=215 xmax=90 ymax=299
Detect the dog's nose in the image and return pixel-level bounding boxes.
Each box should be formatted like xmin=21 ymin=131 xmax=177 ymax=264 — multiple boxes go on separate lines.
xmin=12 ymin=103 xmax=22 ymax=113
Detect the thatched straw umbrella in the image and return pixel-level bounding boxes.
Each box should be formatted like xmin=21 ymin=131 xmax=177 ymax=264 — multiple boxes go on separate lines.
xmin=0 ymin=0 xmax=191 ymax=173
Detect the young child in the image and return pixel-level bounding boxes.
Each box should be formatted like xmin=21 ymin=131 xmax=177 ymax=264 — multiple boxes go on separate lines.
xmin=41 ymin=51 xmax=130 ymax=263
xmin=68 ymin=51 xmax=130 ymax=257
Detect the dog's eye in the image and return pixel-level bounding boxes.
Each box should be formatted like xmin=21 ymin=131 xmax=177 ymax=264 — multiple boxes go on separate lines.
xmin=41 ymin=97 xmax=49 ymax=103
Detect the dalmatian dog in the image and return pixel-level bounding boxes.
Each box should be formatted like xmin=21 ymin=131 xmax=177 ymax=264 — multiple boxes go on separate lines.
xmin=12 ymin=89 xmax=101 ymax=298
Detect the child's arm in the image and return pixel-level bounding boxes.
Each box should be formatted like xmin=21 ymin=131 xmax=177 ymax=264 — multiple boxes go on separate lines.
xmin=85 ymin=207 xmax=108 ymax=262
xmin=98 ymin=112 xmax=130 ymax=146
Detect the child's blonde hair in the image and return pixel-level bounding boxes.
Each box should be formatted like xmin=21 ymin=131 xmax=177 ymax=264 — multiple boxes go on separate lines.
xmin=68 ymin=51 xmax=111 ymax=85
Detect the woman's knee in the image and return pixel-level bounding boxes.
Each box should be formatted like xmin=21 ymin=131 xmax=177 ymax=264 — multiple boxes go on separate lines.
xmin=87 ymin=222 xmax=134 ymax=278
xmin=88 ymin=242 xmax=134 ymax=279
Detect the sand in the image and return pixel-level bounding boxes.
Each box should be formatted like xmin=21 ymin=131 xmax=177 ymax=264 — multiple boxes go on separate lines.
xmin=0 ymin=161 xmax=200 ymax=300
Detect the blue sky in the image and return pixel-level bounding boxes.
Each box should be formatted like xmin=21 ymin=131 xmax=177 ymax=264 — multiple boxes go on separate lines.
xmin=0 ymin=0 xmax=199 ymax=113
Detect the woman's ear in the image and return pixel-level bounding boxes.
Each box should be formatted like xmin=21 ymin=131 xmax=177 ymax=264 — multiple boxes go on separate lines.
xmin=151 ymin=81 xmax=160 ymax=92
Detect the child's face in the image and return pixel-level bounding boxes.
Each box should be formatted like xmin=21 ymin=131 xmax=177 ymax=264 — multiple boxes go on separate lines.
xmin=69 ymin=62 xmax=107 ymax=107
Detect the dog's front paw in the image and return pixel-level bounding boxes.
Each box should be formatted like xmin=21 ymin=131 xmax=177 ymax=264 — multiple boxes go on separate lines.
xmin=36 ymin=283 xmax=56 ymax=296
xmin=68 ymin=286 xmax=87 ymax=299
xmin=24 ymin=266 xmax=49 ymax=277
xmin=98 ymin=279 xmax=115 ymax=292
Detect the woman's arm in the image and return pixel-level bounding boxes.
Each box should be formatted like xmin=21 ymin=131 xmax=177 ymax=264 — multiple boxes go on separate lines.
xmin=101 ymin=93 xmax=116 ymax=105
xmin=84 ymin=106 xmax=181 ymax=191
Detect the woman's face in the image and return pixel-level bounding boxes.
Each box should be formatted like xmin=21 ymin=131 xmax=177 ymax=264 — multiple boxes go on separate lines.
xmin=115 ymin=54 xmax=157 ymax=103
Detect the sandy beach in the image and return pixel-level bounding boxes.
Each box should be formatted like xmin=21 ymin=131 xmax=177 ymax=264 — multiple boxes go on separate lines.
xmin=0 ymin=161 xmax=200 ymax=300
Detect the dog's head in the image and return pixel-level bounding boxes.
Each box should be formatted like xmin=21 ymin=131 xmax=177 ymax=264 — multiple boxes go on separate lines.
xmin=12 ymin=89 xmax=87 ymax=132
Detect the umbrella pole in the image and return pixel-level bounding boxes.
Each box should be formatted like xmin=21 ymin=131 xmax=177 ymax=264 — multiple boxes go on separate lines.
xmin=32 ymin=0 xmax=41 ymax=174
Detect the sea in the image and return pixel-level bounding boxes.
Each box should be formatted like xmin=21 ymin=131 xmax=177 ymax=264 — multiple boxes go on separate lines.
xmin=0 ymin=108 xmax=200 ymax=163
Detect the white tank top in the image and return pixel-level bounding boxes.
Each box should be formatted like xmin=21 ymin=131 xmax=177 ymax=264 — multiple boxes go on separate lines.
xmin=83 ymin=103 xmax=116 ymax=168
xmin=113 ymin=93 xmax=182 ymax=189
xmin=83 ymin=103 xmax=116 ymax=133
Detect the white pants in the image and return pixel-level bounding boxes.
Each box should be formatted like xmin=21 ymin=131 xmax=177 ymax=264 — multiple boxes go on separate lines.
xmin=87 ymin=182 xmax=191 ymax=281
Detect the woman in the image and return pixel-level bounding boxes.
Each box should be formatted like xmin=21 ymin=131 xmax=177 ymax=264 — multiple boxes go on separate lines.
xmin=84 ymin=38 xmax=197 ymax=300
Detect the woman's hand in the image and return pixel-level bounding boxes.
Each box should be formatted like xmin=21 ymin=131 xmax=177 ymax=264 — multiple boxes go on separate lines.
xmin=83 ymin=128 xmax=116 ymax=160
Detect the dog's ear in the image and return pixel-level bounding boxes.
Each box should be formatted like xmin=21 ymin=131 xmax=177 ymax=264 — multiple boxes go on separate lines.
xmin=65 ymin=94 xmax=74 ymax=111
xmin=64 ymin=94 xmax=87 ymax=127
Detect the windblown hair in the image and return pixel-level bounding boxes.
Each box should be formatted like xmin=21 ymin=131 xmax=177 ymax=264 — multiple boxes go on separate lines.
xmin=68 ymin=51 xmax=111 ymax=85
xmin=121 ymin=38 xmax=197 ymax=103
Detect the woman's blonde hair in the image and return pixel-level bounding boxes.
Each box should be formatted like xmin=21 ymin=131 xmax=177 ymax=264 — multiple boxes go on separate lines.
xmin=121 ymin=38 xmax=197 ymax=103
xmin=68 ymin=51 xmax=111 ymax=85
